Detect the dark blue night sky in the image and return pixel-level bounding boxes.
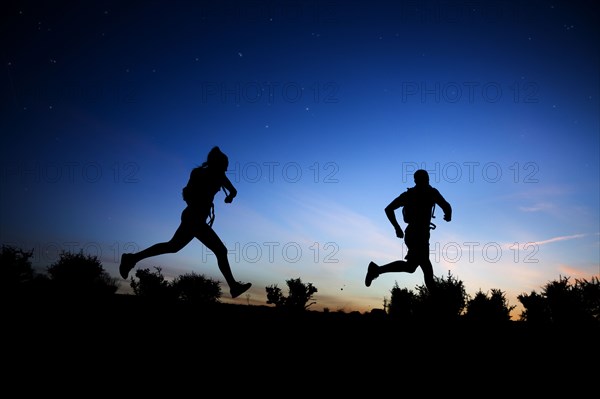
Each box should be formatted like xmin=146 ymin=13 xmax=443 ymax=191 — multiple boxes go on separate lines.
xmin=2 ymin=1 xmax=598 ymax=315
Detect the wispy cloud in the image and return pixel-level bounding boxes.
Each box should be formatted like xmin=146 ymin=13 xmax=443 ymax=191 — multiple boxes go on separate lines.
xmin=518 ymin=202 xmax=555 ymax=213
xmin=430 ymin=234 xmax=587 ymax=256
xmin=557 ymin=264 xmax=600 ymax=279
xmin=499 ymin=185 xmax=572 ymax=202
xmin=521 ymin=234 xmax=586 ymax=247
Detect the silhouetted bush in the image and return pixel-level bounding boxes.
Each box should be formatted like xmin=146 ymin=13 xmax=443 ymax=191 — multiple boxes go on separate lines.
xmin=414 ymin=271 xmax=467 ymax=321
xmin=386 ymin=271 xmax=467 ymax=322
xmin=388 ymin=283 xmax=417 ymax=320
xmin=46 ymin=250 xmax=118 ymax=298
xmin=172 ymin=271 xmax=222 ymax=305
xmin=129 ymin=267 xmax=222 ymax=305
xmin=266 ymin=277 xmax=318 ymax=312
xmin=130 ymin=267 xmax=177 ymax=303
xmin=464 ymin=288 xmax=515 ymax=323
xmin=517 ymin=291 xmax=550 ymax=324
xmin=518 ymin=275 xmax=599 ymax=325
xmin=1 ymin=245 xmax=34 ymax=288
xmin=578 ymin=276 xmax=600 ymax=321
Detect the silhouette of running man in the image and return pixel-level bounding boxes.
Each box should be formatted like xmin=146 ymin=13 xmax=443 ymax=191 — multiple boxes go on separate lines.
xmin=365 ymin=169 xmax=452 ymax=290
xmin=119 ymin=146 xmax=252 ymax=299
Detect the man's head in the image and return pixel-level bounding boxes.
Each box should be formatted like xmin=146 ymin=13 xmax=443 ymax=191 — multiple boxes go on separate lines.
xmin=414 ymin=169 xmax=429 ymax=186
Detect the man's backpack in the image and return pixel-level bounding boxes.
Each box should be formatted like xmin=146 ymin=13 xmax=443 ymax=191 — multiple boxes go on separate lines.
xmin=402 ymin=187 xmax=437 ymax=230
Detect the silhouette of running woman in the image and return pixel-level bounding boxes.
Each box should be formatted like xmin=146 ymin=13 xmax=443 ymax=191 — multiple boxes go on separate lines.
xmin=119 ymin=146 xmax=252 ymax=299
xmin=365 ymin=169 xmax=452 ymax=290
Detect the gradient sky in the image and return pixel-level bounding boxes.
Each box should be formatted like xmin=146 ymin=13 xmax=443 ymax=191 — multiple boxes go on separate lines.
xmin=2 ymin=0 xmax=599 ymax=318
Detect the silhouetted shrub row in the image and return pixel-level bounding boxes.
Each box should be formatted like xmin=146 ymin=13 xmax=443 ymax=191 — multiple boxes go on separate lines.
xmin=1 ymin=245 xmax=598 ymax=325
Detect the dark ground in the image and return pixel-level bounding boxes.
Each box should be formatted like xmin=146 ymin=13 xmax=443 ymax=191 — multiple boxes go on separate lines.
xmin=5 ymin=294 xmax=598 ymax=395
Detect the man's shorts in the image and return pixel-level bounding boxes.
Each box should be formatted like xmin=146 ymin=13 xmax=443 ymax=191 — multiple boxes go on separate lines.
xmin=404 ymin=224 xmax=430 ymax=263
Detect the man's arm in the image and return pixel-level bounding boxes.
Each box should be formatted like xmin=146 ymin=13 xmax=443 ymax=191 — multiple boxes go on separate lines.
xmin=385 ymin=195 xmax=404 ymax=238
xmin=434 ymin=190 xmax=452 ymax=222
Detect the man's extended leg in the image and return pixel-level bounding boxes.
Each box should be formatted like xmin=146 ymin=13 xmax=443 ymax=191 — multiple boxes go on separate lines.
xmin=420 ymin=258 xmax=435 ymax=291
xmin=379 ymin=260 xmax=419 ymax=274
xmin=365 ymin=260 xmax=419 ymax=287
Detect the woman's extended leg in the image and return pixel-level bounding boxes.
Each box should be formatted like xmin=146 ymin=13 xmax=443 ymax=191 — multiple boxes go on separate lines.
xmin=119 ymin=223 xmax=194 ymax=279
